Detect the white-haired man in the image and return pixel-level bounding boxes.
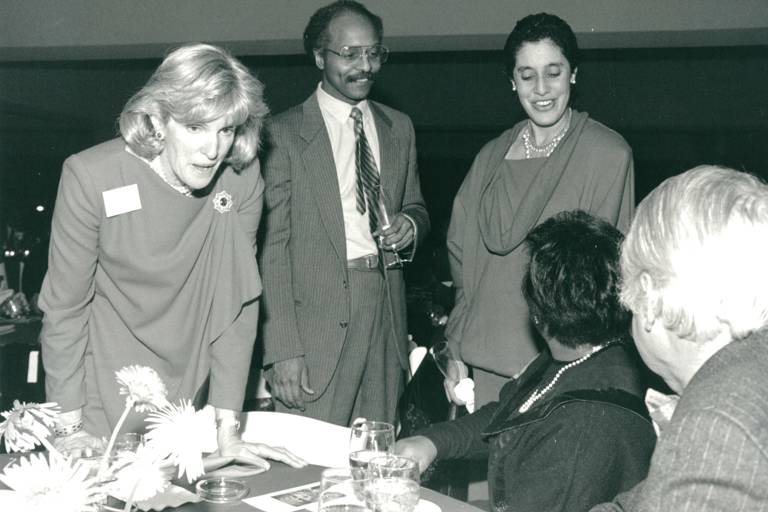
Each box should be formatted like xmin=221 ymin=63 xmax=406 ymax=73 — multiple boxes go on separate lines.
xmin=593 ymin=165 xmax=768 ymax=511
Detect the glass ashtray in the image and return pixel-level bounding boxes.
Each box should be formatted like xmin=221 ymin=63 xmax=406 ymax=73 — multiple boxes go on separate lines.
xmin=195 ymin=477 xmax=249 ymax=503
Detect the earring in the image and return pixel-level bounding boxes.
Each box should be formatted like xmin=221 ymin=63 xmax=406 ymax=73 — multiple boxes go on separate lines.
xmin=570 ymin=76 xmax=576 ymax=85
xmin=511 ymin=82 xmax=517 ymax=92
xmin=154 ymin=131 xmax=165 ymax=141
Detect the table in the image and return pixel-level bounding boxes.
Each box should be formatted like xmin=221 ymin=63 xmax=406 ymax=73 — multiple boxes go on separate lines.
xmin=0 ymin=455 xmax=484 ymax=512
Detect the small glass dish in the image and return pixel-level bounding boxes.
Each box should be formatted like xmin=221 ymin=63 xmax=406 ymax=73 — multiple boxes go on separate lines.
xmin=195 ymin=477 xmax=249 ymax=503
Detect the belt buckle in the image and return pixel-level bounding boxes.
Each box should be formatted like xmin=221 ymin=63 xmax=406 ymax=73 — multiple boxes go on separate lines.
xmin=365 ymin=254 xmax=378 ymax=269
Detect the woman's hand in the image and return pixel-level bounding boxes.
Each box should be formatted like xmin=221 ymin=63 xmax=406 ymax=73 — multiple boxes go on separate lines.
xmin=53 ymin=430 xmax=105 ymax=458
xmin=215 ymin=435 xmax=308 ymax=471
xmin=442 ymin=359 xmax=469 ymax=405
xmin=395 ymin=436 xmax=438 ymax=475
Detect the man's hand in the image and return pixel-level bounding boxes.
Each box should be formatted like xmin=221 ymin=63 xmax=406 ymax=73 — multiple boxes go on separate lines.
xmin=270 ymin=356 xmax=314 ymax=410
xmin=53 ymin=430 xmax=105 ymax=458
xmin=375 ymin=213 xmax=414 ymax=251
xmin=443 ymin=359 xmax=469 ymax=405
xmin=395 ymin=436 xmax=438 ymax=475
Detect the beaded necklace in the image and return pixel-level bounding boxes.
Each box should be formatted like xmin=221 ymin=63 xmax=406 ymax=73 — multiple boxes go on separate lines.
xmin=518 ymin=341 xmax=614 ymax=413
xmin=521 ymin=108 xmax=572 ymax=159
xmin=149 ymin=159 xmax=193 ymax=197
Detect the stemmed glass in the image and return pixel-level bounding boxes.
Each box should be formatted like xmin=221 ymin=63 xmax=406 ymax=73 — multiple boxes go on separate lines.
xmin=365 ymin=455 xmax=420 ymax=512
xmin=375 ymin=186 xmax=407 ymax=269
xmin=348 ymin=420 xmax=395 ymax=481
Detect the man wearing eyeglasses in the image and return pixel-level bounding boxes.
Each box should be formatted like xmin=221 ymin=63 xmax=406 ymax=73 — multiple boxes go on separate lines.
xmin=259 ymin=0 xmax=429 ymax=426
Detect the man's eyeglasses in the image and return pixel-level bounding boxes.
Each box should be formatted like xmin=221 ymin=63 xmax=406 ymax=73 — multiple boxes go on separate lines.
xmin=323 ymin=44 xmax=389 ymax=64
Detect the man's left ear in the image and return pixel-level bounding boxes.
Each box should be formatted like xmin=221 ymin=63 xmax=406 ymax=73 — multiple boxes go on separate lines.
xmin=313 ymin=49 xmax=325 ymax=71
xmin=570 ymin=68 xmax=577 ymax=85
xmin=149 ymin=115 xmax=164 ymax=132
xmin=638 ymin=272 xmax=662 ymax=332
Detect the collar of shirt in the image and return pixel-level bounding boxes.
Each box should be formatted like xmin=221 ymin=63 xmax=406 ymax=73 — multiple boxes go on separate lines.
xmin=644 ymin=388 xmax=680 ymax=437
xmin=316 ymin=82 xmax=373 ymax=124
xmin=315 ymin=82 xmax=381 ymax=171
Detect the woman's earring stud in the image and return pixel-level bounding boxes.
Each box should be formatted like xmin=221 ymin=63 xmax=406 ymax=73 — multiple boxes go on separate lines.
xmin=154 ymin=131 xmax=165 ymax=141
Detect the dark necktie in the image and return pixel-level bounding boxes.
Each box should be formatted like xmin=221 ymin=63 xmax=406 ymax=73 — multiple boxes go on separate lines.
xmin=350 ymin=107 xmax=382 ymax=234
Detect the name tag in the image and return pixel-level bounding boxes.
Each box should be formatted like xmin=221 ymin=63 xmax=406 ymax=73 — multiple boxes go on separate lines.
xmin=103 ymin=184 xmax=142 ymax=217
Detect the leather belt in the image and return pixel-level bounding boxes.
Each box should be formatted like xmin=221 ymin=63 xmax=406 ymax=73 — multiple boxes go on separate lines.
xmin=347 ymin=254 xmax=379 ymax=270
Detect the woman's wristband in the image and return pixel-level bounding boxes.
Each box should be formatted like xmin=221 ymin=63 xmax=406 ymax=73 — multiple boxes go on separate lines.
xmin=53 ymin=420 xmax=84 ymax=437
xmin=53 ymin=407 xmax=84 ymax=437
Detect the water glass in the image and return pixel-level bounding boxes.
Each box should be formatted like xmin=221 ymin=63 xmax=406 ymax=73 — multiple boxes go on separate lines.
xmin=349 ymin=420 xmax=395 ymax=480
xmin=364 ymin=455 xmax=420 ymax=512
xmin=366 ymin=455 xmax=420 ymax=483
xmin=113 ymin=432 xmax=143 ymax=456
xmin=318 ymin=467 xmax=369 ymax=512
xmin=364 ymin=477 xmax=419 ymax=512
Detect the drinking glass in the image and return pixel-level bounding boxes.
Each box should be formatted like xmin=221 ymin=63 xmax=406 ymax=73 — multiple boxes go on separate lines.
xmin=113 ymin=432 xmax=143 ymax=457
xmin=365 ymin=455 xmax=420 ymax=512
xmin=318 ymin=467 xmax=369 ymax=512
xmin=348 ymin=420 xmax=395 ymax=480
xmin=375 ymin=187 xmax=408 ymax=269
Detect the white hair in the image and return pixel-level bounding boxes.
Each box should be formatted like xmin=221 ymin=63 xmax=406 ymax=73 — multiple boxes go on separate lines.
xmin=621 ymin=165 xmax=768 ymax=342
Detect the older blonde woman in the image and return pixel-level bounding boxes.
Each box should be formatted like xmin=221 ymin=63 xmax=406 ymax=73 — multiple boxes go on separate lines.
xmin=593 ymin=165 xmax=768 ymax=510
xmin=39 ymin=43 xmax=304 ymax=469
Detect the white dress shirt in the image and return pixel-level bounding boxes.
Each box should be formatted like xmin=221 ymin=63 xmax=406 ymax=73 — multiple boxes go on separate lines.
xmin=316 ymin=83 xmax=381 ymax=260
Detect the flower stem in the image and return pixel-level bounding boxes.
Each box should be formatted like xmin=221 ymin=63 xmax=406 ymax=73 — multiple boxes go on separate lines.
xmin=100 ymin=399 xmax=133 ymax=478
xmin=123 ymin=477 xmax=141 ymax=512
xmin=40 ymin=435 xmax=64 ymax=461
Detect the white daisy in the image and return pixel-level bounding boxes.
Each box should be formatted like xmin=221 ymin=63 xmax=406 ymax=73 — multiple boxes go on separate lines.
xmin=0 ymin=400 xmax=60 ymax=452
xmin=0 ymin=452 xmax=103 ymax=512
xmin=108 ymin=444 xmax=171 ymax=503
xmin=115 ymin=365 xmax=169 ymax=412
xmin=144 ymin=400 xmax=213 ymax=483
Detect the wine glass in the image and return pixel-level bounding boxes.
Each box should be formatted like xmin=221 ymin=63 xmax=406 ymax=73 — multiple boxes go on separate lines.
xmin=348 ymin=420 xmax=395 ymax=481
xmin=375 ymin=186 xmax=408 ymax=269
xmin=365 ymin=455 xmax=420 ymax=512
xmin=318 ymin=467 xmax=369 ymax=512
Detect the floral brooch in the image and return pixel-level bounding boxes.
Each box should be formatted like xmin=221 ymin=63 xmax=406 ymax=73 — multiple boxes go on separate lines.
xmin=213 ymin=190 xmax=233 ymax=213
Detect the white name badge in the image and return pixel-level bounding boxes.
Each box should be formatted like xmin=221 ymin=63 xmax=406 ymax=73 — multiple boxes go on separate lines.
xmin=103 ymin=184 xmax=142 ymax=217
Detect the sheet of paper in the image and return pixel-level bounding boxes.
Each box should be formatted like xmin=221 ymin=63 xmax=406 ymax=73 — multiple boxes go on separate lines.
xmin=244 ymin=481 xmax=321 ymax=512
xmin=198 ymin=408 xmax=352 ymax=468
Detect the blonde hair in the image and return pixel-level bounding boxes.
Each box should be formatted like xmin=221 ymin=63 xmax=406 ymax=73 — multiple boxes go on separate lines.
xmin=119 ymin=43 xmax=268 ymax=170
xmin=621 ymin=165 xmax=768 ymax=342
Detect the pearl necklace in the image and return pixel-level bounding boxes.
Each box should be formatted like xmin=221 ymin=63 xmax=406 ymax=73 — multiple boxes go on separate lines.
xmin=518 ymin=341 xmax=611 ymax=413
xmin=522 ymin=109 xmax=572 ymax=159
xmin=149 ymin=157 xmax=193 ymax=197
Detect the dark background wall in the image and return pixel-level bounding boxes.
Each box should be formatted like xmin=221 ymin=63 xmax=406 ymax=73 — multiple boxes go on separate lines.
xmin=2 ymin=44 xmax=767 ymax=293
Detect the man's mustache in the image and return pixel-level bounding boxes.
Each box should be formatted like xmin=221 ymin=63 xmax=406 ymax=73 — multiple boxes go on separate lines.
xmin=346 ymin=72 xmax=376 ymax=82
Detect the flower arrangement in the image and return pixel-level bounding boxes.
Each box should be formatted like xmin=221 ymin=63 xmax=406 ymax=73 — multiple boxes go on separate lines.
xmin=0 ymin=365 xmax=215 ymax=512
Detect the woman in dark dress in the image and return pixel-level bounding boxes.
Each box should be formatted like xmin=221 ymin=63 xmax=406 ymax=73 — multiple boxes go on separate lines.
xmin=397 ymin=210 xmax=655 ymax=512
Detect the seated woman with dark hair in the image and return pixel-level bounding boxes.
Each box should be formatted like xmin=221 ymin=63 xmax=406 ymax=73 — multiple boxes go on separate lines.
xmin=397 ymin=210 xmax=655 ymax=512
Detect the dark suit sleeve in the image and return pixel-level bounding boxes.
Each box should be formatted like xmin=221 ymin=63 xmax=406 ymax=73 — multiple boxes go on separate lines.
xmin=259 ymin=121 xmax=306 ymax=366
xmin=399 ymin=116 xmax=429 ymax=256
